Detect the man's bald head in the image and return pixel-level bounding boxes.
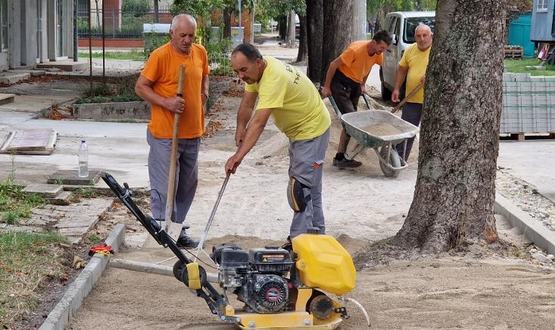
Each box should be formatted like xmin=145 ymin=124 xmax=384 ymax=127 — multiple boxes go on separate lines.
xmin=171 ymin=14 xmax=197 ymax=30
xmin=414 ymin=23 xmax=433 ymax=51
xmin=169 ymin=14 xmax=197 ymax=54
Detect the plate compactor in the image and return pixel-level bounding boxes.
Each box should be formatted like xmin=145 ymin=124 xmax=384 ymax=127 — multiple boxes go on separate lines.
xmin=102 ymin=173 xmax=365 ymax=329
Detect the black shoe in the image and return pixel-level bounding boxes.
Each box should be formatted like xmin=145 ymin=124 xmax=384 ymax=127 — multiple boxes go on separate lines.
xmin=176 ymin=234 xmax=199 ymax=248
xmin=333 ymin=157 xmax=362 ymax=168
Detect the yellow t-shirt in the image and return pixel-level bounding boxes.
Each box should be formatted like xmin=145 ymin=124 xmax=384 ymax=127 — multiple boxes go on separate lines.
xmin=338 ymin=40 xmax=384 ymax=84
xmin=141 ymin=42 xmax=209 ymax=139
xmin=399 ymin=43 xmax=431 ymax=104
xmin=245 ymin=56 xmax=331 ymax=141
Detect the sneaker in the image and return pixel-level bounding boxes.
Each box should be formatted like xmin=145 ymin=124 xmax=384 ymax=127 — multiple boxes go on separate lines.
xmin=333 ymin=157 xmax=362 ymax=168
xmin=176 ymin=234 xmax=199 ymax=248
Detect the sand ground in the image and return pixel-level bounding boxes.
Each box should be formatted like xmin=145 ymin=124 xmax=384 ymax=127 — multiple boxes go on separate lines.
xmin=69 ymin=79 xmax=555 ymax=330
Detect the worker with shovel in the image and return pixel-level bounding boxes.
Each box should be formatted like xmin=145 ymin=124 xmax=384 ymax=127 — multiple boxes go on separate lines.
xmin=321 ymin=30 xmax=392 ymax=168
xmin=225 ymin=43 xmax=331 ymax=240
xmin=391 ymin=23 xmax=433 ymax=161
xmin=135 ymin=14 xmax=209 ymax=248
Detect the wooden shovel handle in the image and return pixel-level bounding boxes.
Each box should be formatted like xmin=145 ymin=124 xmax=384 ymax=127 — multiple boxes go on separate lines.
xmin=391 ymin=81 xmax=423 ymax=114
xmin=163 ymin=65 xmax=185 ymax=227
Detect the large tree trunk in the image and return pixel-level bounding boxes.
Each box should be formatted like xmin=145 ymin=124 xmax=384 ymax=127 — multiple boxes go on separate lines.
xmin=393 ymin=0 xmax=505 ymax=252
xmin=320 ymin=0 xmax=353 ymax=83
xmin=296 ymin=15 xmax=308 ymax=62
xmin=306 ymin=0 xmax=323 ymax=82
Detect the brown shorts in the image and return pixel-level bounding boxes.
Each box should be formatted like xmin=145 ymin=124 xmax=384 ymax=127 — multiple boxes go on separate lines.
xmin=331 ymin=70 xmax=361 ymax=114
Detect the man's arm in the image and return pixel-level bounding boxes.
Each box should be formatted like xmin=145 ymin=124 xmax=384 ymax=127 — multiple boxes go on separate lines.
xmin=321 ymin=57 xmax=342 ymax=98
xmin=225 ymin=108 xmax=272 ymax=174
xmin=235 ymin=91 xmax=258 ymax=146
xmin=201 ymin=74 xmax=209 ymax=106
xmin=391 ymin=65 xmax=408 ymax=103
xmin=135 ymin=75 xmax=184 ymax=113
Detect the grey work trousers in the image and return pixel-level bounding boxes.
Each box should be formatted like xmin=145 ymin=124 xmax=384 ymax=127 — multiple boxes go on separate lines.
xmin=147 ymin=130 xmax=200 ymax=224
xmin=288 ymin=128 xmax=330 ymax=238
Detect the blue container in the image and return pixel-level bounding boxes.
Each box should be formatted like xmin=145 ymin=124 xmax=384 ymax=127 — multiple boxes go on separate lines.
xmin=508 ymin=13 xmax=535 ymax=58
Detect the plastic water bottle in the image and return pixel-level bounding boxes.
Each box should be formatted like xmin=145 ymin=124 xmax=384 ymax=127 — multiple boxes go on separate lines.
xmin=78 ymin=140 xmax=89 ymax=178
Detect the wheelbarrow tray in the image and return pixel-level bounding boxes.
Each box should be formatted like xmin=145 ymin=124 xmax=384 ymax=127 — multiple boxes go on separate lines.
xmin=340 ymin=110 xmax=419 ymax=148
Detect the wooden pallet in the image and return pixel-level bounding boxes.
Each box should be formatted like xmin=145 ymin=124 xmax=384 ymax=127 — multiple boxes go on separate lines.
xmin=504 ymin=46 xmax=524 ymax=59
xmin=500 ymin=133 xmax=555 ymax=141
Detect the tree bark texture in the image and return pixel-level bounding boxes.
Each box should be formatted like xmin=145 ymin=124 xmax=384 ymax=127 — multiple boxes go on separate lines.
xmin=321 ymin=0 xmax=353 ymax=83
xmin=223 ymin=8 xmax=231 ymax=39
xmin=296 ymin=15 xmax=308 ymax=62
xmin=394 ymin=0 xmax=505 ymax=252
xmin=306 ymin=0 xmax=323 ymax=82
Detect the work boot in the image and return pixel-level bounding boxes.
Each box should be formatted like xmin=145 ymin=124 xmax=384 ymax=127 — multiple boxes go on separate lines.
xmin=333 ymin=157 xmax=362 ymax=168
xmin=176 ymin=228 xmax=199 ymax=249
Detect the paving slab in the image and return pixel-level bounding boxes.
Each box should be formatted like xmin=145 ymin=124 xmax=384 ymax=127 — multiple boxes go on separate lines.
xmin=29 ymin=198 xmax=113 ymax=244
xmin=0 ymin=93 xmax=15 ymax=105
xmin=0 ymin=72 xmax=30 ymax=84
xmin=22 ymin=183 xmax=63 ymax=198
xmin=47 ymin=169 xmax=103 ymax=186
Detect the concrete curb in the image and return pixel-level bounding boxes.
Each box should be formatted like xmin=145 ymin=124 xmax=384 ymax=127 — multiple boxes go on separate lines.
xmin=495 ymin=193 xmax=555 ymax=255
xmin=39 ymin=224 xmax=125 ymax=330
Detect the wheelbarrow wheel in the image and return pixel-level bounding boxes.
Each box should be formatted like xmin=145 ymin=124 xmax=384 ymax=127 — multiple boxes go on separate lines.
xmin=379 ymin=145 xmax=401 ymax=178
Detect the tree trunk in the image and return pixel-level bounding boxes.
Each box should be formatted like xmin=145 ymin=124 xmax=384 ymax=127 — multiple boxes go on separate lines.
xmin=306 ymin=0 xmax=323 ymax=82
xmin=296 ymin=15 xmax=307 ymax=62
xmin=321 ymin=0 xmax=353 ymax=83
xmin=223 ymin=8 xmax=232 ymax=39
xmin=393 ymin=0 xmax=505 ymax=252
xmin=278 ymin=15 xmax=287 ymax=40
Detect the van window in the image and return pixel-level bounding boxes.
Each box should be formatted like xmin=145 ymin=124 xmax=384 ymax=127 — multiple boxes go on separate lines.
xmin=403 ymin=17 xmax=435 ymax=43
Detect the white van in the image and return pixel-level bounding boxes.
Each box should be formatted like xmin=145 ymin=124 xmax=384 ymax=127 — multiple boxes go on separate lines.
xmin=380 ymin=11 xmax=435 ymax=101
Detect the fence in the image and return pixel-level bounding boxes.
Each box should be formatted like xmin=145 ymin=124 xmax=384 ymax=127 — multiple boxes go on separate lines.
xmin=77 ymin=5 xmax=172 ymax=39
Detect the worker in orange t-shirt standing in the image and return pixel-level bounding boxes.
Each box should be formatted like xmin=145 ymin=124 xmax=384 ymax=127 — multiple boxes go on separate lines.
xmin=321 ymin=31 xmax=391 ymax=169
xmin=135 ymin=14 xmax=209 ymax=248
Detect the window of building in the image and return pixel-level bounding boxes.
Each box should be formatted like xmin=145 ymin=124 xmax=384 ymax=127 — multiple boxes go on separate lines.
xmin=0 ymin=0 xmax=7 ymax=51
xmin=537 ymin=0 xmax=548 ymax=12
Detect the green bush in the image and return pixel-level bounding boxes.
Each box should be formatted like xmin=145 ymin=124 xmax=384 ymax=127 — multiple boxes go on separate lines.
xmin=144 ymin=33 xmax=171 ymax=58
xmin=122 ymin=0 xmax=150 ymax=17
xmin=77 ymin=75 xmax=142 ymax=104
xmin=206 ymin=38 xmax=233 ymax=76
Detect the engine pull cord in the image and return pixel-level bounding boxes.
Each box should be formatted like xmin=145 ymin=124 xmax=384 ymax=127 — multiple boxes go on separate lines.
xmin=194 ymin=173 xmax=231 ymax=262
xmin=343 ymin=297 xmax=371 ymax=327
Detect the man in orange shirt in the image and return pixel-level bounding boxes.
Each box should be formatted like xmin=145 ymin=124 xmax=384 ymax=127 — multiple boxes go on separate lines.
xmin=321 ymin=31 xmax=391 ymax=168
xmin=135 ymin=14 xmax=209 ymax=248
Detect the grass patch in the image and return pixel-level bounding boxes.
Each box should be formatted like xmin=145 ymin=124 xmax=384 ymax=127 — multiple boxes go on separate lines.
xmin=0 ymin=231 xmax=69 ymax=327
xmin=76 ymin=74 xmax=142 ymax=104
xmin=0 ymin=180 xmax=45 ymax=225
xmin=78 ymin=50 xmax=146 ymax=61
xmin=504 ymin=58 xmax=555 ymax=76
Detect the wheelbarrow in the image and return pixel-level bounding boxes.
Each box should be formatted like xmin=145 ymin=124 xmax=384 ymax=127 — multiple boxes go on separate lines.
xmin=328 ymin=96 xmax=419 ymax=177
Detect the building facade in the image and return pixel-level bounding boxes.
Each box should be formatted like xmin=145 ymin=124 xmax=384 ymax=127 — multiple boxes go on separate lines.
xmin=530 ymin=0 xmax=555 ymax=42
xmin=0 ymin=0 xmax=75 ymax=71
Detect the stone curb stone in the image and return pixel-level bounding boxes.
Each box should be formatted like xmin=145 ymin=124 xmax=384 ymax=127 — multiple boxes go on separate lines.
xmin=495 ymin=193 xmax=555 ymax=255
xmin=39 ymin=223 xmax=125 ymax=330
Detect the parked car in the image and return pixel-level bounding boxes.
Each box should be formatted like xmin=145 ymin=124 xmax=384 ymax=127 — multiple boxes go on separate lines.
xmin=380 ymin=11 xmax=435 ymax=101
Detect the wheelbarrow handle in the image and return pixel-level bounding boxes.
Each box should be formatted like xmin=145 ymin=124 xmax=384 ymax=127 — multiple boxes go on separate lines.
xmin=328 ymin=96 xmax=342 ymax=118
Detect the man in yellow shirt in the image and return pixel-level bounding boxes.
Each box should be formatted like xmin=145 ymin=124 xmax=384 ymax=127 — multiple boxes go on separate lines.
xmin=225 ymin=43 xmax=331 ymax=240
xmin=135 ymin=14 xmax=209 ymax=248
xmin=391 ymin=23 xmax=433 ymax=161
xmin=321 ymin=31 xmax=392 ymax=168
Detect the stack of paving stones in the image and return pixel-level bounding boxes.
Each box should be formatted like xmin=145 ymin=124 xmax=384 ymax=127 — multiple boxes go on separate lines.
xmin=21 ymin=169 xmax=112 ymax=244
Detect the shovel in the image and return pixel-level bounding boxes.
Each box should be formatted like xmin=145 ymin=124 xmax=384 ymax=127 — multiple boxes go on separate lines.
xmin=391 ymin=81 xmax=423 ymax=114
xmin=143 ymin=65 xmax=186 ymax=249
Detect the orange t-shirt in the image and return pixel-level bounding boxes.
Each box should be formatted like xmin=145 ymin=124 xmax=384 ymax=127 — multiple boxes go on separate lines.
xmin=338 ymin=40 xmax=383 ymax=84
xmin=141 ymin=42 xmax=209 ymax=139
